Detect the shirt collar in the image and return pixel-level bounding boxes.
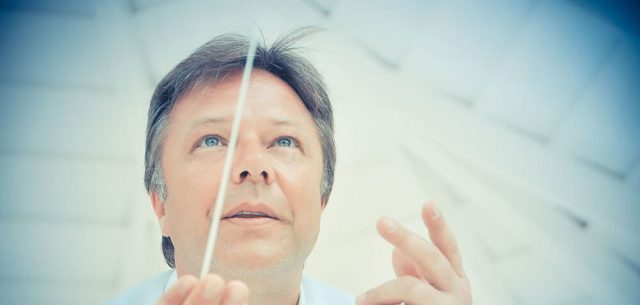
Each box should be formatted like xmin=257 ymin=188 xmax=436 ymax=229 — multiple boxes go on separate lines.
xmin=163 ymin=269 xmax=177 ymax=293
xmin=163 ymin=270 xmax=305 ymax=305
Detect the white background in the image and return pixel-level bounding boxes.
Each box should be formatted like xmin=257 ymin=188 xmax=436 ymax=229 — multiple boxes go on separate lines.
xmin=0 ymin=0 xmax=639 ymax=304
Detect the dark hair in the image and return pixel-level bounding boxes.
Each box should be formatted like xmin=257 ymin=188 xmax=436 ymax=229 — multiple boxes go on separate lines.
xmin=143 ymin=29 xmax=336 ymax=268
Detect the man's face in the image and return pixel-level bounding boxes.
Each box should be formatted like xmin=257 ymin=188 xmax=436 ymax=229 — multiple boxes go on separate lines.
xmin=155 ymin=69 xmax=325 ymax=276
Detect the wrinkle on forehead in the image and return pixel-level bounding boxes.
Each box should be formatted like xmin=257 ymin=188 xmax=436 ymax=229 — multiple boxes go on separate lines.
xmin=183 ymin=69 xmax=299 ymax=105
xmin=165 ymin=69 xmax=318 ymax=148
xmin=173 ymin=69 xmax=309 ymax=123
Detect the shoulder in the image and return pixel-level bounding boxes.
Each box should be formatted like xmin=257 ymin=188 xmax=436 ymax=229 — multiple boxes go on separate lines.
xmin=302 ymin=276 xmax=355 ymax=305
xmin=104 ymin=270 xmax=174 ymax=305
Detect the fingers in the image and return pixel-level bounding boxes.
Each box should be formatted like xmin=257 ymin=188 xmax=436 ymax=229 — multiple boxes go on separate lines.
xmin=377 ymin=216 xmax=457 ymax=291
xmin=422 ymin=202 xmax=465 ymax=277
xmin=371 ymin=203 xmax=471 ymax=305
xmin=157 ymin=274 xmax=249 ymax=305
xmin=392 ymin=247 xmax=422 ymax=279
xmin=356 ymin=276 xmax=444 ymax=305
xmin=220 ymin=280 xmax=250 ymax=305
xmin=156 ymin=275 xmax=198 ymax=305
xmin=183 ymin=274 xmax=226 ymax=305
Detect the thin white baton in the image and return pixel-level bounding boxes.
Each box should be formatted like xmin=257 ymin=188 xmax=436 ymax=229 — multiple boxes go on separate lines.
xmin=199 ymin=32 xmax=259 ymax=279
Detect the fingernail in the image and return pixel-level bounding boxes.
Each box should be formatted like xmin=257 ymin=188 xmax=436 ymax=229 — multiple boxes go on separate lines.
xmin=431 ymin=203 xmax=440 ymax=220
xmin=203 ymin=279 xmax=218 ymax=300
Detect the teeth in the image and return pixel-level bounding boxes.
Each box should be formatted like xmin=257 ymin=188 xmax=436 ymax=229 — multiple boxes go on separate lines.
xmin=231 ymin=211 xmax=269 ymax=218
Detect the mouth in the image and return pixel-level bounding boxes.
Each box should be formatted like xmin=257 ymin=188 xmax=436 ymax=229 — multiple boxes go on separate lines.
xmin=222 ymin=211 xmax=277 ymax=220
xmin=220 ymin=203 xmax=280 ymax=225
xmin=221 ymin=210 xmax=279 ymax=227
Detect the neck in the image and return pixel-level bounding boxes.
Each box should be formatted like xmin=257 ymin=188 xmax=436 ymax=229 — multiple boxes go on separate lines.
xmin=178 ymin=262 xmax=304 ymax=305
xmin=230 ymin=265 xmax=302 ymax=305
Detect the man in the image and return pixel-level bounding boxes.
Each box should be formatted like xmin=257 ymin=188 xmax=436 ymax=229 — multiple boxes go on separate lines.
xmin=108 ymin=30 xmax=471 ymax=305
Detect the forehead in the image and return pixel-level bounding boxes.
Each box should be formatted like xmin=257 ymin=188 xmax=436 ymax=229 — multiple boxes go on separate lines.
xmin=169 ymin=69 xmax=313 ymax=126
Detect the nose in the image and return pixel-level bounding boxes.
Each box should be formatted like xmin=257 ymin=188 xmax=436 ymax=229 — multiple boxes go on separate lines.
xmin=231 ymin=143 xmax=274 ymax=185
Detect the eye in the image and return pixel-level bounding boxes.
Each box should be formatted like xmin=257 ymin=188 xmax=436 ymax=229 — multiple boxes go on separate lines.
xmin=274 ymin=136 xmax=296 ymax=147
xmin=198 ymin=135 xmax=223 ymax=147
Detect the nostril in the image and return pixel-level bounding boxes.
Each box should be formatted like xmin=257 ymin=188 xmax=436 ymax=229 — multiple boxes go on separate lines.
xmin=260 ymin=171 xmax=268 ymax=178
xmin=240 ymin=171 xmax=249 ymax=179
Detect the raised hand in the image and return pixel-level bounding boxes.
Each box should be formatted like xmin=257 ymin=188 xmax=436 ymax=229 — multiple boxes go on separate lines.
xmin=357 ymin=202 xmax=471 ymax=305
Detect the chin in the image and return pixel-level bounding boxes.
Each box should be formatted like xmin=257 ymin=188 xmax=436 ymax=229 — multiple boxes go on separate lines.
xmin=215 ymin=240 xmax=294 ymax=271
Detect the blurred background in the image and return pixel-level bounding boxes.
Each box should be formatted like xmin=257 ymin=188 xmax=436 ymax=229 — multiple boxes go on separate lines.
xmin=0 ymin=0 xmax=639 ymax=304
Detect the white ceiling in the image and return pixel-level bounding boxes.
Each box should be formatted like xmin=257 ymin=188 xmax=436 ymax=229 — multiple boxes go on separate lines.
xmin=0 ymin=0 xmax=639 ymax=304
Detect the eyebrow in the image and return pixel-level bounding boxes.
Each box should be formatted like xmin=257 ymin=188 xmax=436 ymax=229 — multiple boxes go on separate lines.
xmin=187 ymin=116 xmax=301 ymax=135
xmin=270 ymin=118 xmax=300 ymax=127
xmin=187 ymin=117 xmax=229 ymax=134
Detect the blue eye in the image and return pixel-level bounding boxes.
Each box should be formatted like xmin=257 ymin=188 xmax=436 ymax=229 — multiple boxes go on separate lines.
xmin=199 ymin=135 xmax=222 ymax=147
xmin=275 ymin=137 xmax=295 ymax=147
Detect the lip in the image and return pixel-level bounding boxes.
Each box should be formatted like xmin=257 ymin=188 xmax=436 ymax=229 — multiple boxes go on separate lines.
xmin=223 ymin=215 xmax=279 ymax=226
xmin=222 ymin=202 xmax=279 ymax=220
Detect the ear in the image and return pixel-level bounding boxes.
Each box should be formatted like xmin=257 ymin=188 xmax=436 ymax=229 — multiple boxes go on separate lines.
xmin=150 ymin=191 xmax=170 ymax=237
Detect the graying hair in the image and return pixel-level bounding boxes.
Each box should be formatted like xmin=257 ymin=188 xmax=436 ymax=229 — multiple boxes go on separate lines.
xmin=143 ymin=29 xmax=336 ymax=268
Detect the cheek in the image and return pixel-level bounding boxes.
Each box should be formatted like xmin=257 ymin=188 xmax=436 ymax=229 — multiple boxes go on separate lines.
xmin=171 ymin=150 xmax=222 ymax=190
xmin=273 ymin=154 xmax=324 ymax=219
xmin=164 ymin=154 xmax=224 ymax=223
xmin=185 ymin=158 xmax=222 ymax=192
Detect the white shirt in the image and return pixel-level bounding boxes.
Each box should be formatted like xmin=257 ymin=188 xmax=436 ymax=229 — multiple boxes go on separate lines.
xmin=106 ymin=270 xmax=354 ymax=305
